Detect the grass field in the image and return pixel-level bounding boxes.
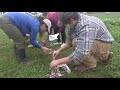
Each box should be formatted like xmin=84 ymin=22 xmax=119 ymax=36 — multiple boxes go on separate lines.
xmin=0 ymin=12 xmax=120 ymax=78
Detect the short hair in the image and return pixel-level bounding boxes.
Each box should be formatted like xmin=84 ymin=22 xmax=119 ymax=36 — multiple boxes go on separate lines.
xmin=60 ymin=12 xmax=79 ymax=24
xmin=37 ymin=15 xmax=45 ymax=22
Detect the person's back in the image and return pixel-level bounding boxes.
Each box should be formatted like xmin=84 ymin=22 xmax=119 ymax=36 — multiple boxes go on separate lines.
xmin=78 ymin=13 xmax=114 ymax=42
xmin=6 ymin=12 xmax=40 ymax=36
xmin=48 ymin=12 xmax=59 ymax=28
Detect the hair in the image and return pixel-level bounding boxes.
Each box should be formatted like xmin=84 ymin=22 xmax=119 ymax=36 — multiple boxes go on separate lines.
xmin=37 ymin=15 xmax=45 ymax=23
xmin=40 ymin=20 xmax=45 ymax=25
xmin=38 ymin=19 xmax=47 ymax=37
xmin=60 ymin=12 xmax=79 ymax=24
xmin=42 ymin=12 xmax=48 ymax=17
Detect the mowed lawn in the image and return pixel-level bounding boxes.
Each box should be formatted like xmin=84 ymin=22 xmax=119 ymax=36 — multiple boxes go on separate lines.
xmin=0 ymin=12 xmax=120 ymax=78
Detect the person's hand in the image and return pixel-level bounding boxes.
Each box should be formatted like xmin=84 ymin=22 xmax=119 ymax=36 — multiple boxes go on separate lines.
xmin=52 ymin=50 xmax=60 ymax=59
xmin=50 ymin=60 xmax=60 ymax=68
xmin=41 ymin=46 xmax=50 ymax=54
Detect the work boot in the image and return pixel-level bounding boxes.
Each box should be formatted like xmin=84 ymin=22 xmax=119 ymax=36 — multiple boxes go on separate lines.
xmin=14 ymin=44 xmax=18 ymax=57
xmin=74 ymin=63 xmax=96 ymax=72
xmin=102 ymin=52 xmax=113 ymax=65
xmin=17 ymin=48 xmax=26 ymax=63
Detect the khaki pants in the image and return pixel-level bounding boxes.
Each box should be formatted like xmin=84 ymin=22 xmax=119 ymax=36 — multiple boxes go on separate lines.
xmin=72 ymin=38 xmax=112 ymax=67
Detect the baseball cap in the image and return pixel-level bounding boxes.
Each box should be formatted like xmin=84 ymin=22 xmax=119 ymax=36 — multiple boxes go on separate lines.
xmin=43 ymin=19 xmax=51 ymax=34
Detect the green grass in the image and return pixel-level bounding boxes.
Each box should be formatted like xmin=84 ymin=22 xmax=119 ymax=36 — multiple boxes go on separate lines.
xmin=0 ymin=12 xmax=120 ymax=78
xmin=88 ymin=12 xmax=120 ymax=18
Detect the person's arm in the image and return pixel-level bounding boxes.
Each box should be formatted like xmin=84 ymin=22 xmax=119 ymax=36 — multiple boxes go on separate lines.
xmin=57 ymin=27 xmax=74 ymax=53
xmin=68 ymin=25 xmax=96 ymax=62
xmin=30 ymin=28 xmax=50 ymax=52
xmin=50 ymin=57 xmax=72 ymax=68
xmin=52 ymin=43 xmax=70 ymax=59
xmin=30 ymin=30 xmax=42 ymax=48
xmin=51 ymin=25 xmax=97 ymax=68
xmin=58 ymin=43 xmax=69 ymax=52
xmin=52 ymin=27 xmax=73 ymax=59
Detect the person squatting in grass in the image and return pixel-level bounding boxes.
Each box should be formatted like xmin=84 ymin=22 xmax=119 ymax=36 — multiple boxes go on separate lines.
xmin=50 ymin=12 xmax=115 ymax=72
xmin=0 ymin=12 xmax=51 ymax=63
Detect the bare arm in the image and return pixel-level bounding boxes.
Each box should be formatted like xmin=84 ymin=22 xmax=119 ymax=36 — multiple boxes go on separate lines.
xmin=52 ymin=43 xmax=70 ymax=59
xmin=58 ymin=43 xmax=70 ymax=53
xmin=50 ymin=57 xmax=72 ymax=68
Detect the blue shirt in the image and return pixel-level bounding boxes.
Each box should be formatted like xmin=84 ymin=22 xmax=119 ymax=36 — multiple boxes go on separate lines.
xmin=6 ymin=12 xmax=42 ymax=48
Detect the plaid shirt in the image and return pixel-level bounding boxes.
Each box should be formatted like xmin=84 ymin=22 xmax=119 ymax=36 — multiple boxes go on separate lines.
xmin=68 ymin=13 xmax=115 ymax=62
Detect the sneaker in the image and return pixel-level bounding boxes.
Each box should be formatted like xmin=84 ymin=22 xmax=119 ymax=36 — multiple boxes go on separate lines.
xmin=74 ymin=63 xmax=96 ymax=72
xmin=28 ymin=41 xmax=38 ymax=48
xmin=28 ymin=44 xmax=33 ymax=48
xmin=53 ymin=42 xmax=62 ymax=45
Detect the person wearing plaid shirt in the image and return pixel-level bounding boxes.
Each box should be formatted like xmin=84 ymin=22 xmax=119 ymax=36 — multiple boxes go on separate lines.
xmin=50 ymin=12 xmax=114 ymax=72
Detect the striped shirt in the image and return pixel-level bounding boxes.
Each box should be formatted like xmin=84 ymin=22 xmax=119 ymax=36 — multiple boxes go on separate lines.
xmin=68 ymin=13 xmax=115 ymax=62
